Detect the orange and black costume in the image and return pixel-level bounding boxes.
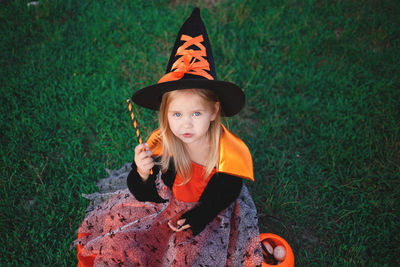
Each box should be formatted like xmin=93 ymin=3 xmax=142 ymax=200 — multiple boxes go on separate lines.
xmin=128 ymin=125 xmax=253 ymax=236
xmin=75 ymin=126 xmax=263 ymax=266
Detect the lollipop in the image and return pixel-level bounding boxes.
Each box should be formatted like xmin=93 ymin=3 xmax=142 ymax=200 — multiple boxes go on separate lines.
xmin=127 ymin=99 xmax=152 ymax=175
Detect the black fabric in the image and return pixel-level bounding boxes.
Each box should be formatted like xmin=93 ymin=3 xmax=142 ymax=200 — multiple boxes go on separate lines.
xmin=127 ymin=157 xmax=176 ymax=203
xmin=127 ymin=160 xmax=167 ymax=203
xmin=181 ymin=173 xmax=243 ymax=236
xmin=159 ymin=159 xmax=176 ymax=189
xmin=127 ymin=160 xmax=243 ymax=236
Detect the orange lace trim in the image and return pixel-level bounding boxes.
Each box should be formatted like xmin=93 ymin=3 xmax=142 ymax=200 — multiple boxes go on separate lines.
xmin=158 ymin=34 xmax=214 ymax=83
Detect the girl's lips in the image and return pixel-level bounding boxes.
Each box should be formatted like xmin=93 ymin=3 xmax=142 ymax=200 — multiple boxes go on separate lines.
xmin=182 ymin=133 xmax=193 ymax=138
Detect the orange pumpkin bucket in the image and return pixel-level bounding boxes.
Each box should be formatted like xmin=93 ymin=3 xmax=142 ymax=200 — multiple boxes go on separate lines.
xmin=260 ymin=233 xmax=295 ymax=267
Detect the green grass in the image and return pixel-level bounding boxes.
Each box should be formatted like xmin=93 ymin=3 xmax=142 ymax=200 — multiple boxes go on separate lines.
xmin=1 ymin=0 xmax=399 ymax=265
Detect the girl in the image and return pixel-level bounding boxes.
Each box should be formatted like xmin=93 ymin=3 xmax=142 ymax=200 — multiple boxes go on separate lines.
xmin=75 ymin=8 xmax=263 ymax=266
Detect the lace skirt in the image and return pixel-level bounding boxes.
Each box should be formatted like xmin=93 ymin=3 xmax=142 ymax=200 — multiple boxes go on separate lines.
xmin=74 ymin=163 xmax=263 ymax=266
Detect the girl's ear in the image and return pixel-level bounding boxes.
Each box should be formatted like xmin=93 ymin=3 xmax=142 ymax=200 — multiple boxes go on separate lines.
xmin=211 ymin=102 xmax=220 ymax=121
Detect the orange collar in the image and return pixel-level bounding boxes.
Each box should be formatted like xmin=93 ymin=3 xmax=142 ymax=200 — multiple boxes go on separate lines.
xmin=217 ymin=125 xmax=254 ymax=181
xmin=146 ymin=125 xmax=254 ymax=181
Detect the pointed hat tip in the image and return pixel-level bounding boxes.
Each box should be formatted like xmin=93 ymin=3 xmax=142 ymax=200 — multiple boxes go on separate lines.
xmin=191 ymin=7 xmax=200 ymax=16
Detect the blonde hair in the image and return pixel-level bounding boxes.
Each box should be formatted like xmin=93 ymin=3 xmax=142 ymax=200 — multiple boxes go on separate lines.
xmin=158 ymin=89 xmax=221 ymax=184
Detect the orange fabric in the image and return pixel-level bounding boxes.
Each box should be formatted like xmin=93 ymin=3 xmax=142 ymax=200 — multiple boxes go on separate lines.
xmin=146 ymin=125 xmax=254 ymax=181
xmin=76 ymin=233 xmax=96 ymax=267
xmin=173 ymin=161 xmax=216 ymax=202
xmin=147 ymin=130 xmax=163 ymax=156
xmin=158 ymin=34 xmax=214 ymax=83
xmin=218 ymin=125 xmax=254 ymax=181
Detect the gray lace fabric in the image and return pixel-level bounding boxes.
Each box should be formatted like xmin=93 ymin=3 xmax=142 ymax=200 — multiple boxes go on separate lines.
xmin=74 ymin=164 xmax=263 ymax=266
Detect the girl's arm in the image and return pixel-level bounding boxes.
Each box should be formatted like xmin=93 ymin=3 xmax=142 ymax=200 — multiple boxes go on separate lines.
xmin=127 ymin=156 xmax=176 ymax=203
xmin=127 ymin=160 xmax=167 ymax=203
xmin=127 ymin=143 xmax=170 ymax=203
xmin=180 ymin=173 xmax=243 ymax=236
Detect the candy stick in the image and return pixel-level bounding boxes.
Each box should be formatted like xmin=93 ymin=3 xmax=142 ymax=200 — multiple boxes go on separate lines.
xmin=127 ymin=99 xmax=153 ymax=175
xmin=127 ymin=99 xmax=143 ymax=144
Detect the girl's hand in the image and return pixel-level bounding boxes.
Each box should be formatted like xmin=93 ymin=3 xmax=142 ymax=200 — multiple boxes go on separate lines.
xmin=168 ymin=219 xmax=191 ymax=232
xmin=134 ymin=143 xmax=154 ymax=181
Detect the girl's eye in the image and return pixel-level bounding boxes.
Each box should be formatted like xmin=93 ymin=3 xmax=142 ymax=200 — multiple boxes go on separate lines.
xmin=173 ymin=113 xmax=182 ymax=118
xmin=193 ymin=112 xmax=201 ymax=116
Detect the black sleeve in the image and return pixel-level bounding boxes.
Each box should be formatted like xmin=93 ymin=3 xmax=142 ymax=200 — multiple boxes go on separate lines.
xmin=126 ymin=159 xmax=167 ymax=203
xmin=160 ymin=159 xmax=176 ymax=189
xmin=181 ymin=173 xmax=243 ymax=236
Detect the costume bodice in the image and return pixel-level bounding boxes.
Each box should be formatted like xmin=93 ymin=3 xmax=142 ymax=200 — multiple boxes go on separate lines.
xmin=173 ymin=162 xmax=216 ymax=202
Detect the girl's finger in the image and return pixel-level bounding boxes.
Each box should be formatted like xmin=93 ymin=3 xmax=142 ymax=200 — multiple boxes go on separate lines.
xmin=167 ymin=220 xmax=178 ymax=231
xmin=142 ymin=157 xmax=154 ymax=166
xmin=139 ymin=150 xmax=153 ymax=159
xmin=176 ymin=224 xmax=191 ymax=232
xmin=134 ymin=144 xmax=146 ymax=153
xmin=177 ymin=219 xmax=186 ymax=226
xmin=137 ymin=151 xmax=153 ymax=163
xmin=167 ymin=219 xmax=191 ymax=232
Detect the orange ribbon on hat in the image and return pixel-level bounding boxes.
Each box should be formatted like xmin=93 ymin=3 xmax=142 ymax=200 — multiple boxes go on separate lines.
xmin=158 ymin=34 xmax=214 ymax=83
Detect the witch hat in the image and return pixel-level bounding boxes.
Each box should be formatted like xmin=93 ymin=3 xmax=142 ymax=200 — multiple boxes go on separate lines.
xmin=131 ymin=7 xmax=244 ymax=117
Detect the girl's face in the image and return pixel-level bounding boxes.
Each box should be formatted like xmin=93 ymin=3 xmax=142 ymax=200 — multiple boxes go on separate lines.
xmin=167 ymin=90 xmax=219 ymax=148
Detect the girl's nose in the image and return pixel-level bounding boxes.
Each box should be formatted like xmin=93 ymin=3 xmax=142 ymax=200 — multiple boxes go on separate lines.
xmin=182 ymin=117 xmax=193 ymax=128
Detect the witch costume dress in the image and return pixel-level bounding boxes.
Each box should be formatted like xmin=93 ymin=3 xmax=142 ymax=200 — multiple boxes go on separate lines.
xmin=75 ymin=7 xmax=263 ymax=266
xmin=75 ymin=126 xmax=263 ymax=266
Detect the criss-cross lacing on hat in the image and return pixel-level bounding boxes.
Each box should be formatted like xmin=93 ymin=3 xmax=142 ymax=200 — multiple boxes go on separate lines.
xmin=158 ymin=34 xmax=214 ymax=83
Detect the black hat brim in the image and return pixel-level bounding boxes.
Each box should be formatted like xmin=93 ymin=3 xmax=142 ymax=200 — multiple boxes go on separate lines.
xmin=132 ymin=79 xmax=244 ymax=117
